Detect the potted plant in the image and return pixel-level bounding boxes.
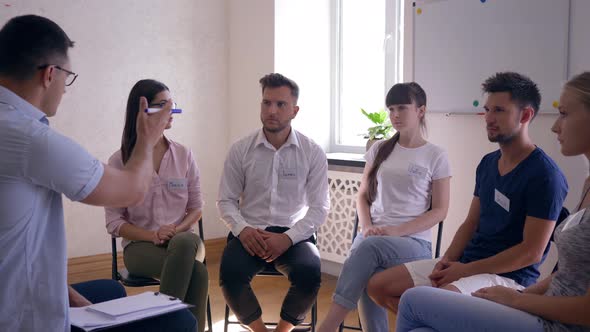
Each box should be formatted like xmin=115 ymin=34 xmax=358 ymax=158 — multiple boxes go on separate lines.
xmin=360 ymin=108 xmax=393 ymax=150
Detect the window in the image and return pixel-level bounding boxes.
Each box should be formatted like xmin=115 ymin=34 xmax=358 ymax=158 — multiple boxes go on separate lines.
xmin=331 ymin=0 xmax=404 ymax=152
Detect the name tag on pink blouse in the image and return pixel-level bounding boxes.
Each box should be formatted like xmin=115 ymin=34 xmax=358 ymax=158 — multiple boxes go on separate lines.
xmin=167 ymin=178 xmax=188 ymax=191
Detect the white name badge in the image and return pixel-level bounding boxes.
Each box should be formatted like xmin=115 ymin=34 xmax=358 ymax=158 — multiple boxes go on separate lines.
xmin=562 ymin=208 xmax=586 ymax=231
xmin=494 ymin=189 xmax=510 ymax=212
xmin=167 ymin=178 xmax=187 ymax=191
xmin=408 ymin=163 xmax=428 ymax=179
xmin=280 ymin=167 xmax=297 ymax=179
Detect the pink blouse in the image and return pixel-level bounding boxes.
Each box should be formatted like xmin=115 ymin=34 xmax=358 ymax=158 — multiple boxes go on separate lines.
xmin=105 ymin=138 xmax=203 ymax=248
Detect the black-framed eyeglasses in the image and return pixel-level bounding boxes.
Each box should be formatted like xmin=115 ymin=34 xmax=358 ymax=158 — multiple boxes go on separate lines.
xmin=37 ymin=64 xmax=78 ymax=86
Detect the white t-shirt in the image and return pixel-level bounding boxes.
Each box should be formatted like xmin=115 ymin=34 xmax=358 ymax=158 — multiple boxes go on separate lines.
xmin=364 ymin=140 xmax=451 ymax=242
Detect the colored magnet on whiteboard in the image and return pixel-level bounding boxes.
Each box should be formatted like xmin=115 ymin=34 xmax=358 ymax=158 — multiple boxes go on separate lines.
xmin=417 ymin=8 xmax=422 ymax=15
xmin=552 ymin=100 xmax=559 ymax=108
xmin=473 ymin=100 xmax=479 ymax=107
xmin=480 ymin=0 xmax=486 ymax=3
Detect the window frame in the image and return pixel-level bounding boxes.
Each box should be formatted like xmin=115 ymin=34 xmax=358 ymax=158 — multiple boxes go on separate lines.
xmin=329 ymin=0 xmax=404 ymax=153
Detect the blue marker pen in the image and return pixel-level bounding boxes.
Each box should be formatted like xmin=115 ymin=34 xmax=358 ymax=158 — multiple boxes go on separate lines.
xmin=145 ymin=102 xmax=183 ymax=114
xmin=145 ymin=108 xmax=182 ymax=114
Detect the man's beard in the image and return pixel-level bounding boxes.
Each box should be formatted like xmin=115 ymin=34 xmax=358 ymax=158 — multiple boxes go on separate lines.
xmin=263 ymin=125 xmax=287 ymax=133
xmin=488 ymin=131 xmax=517 ymax=144
xmin=262 ymin=118 xmax=288 ymax=133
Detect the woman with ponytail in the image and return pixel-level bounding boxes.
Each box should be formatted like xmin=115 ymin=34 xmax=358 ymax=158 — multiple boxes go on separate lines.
xmin=318 ymin=83 xmax=451 ymax=332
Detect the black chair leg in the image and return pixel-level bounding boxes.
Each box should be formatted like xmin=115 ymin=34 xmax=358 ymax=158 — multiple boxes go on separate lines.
xmin=224 ymin=304 xmax=230 ymax=332
xmin=311 ymin=301 xmax=317 ymax=332
xmin=206 ymin=295 xmax=213 ymax=332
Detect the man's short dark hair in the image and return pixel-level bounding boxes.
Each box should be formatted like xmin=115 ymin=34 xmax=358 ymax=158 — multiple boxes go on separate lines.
xmin=259 ymin=73 xmax=299 ymax=102
xmin=0 ymin=15 xmax=74 ymax=80
xmin=482 ymin=72 xmax=541 ymax=118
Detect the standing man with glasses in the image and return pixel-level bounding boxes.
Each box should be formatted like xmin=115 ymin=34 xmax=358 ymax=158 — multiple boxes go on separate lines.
xmin=0 ymin=15 xmax=196 ymax=331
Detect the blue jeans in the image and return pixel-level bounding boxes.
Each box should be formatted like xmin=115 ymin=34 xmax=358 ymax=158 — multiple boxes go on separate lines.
xmin=396 ymin=287 xmax=544 ymax=332
xmin=333 ymin=234 xmax=432 ymax=332
xmin=70 ymin=279 xmax=197 ymax=332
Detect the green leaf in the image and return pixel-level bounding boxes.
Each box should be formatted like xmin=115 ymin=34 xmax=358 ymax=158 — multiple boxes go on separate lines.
xmin=360 ymin=108 xmax=393 ymax=140
xmin=361 ymin=108 xmax=388 ymax=124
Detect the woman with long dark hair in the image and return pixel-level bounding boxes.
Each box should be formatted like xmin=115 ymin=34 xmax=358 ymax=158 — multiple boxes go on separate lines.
xmin=318 ymin=82 xmax=452 ymax=332
xmin=105 ymin=79 xmax=208 ymax=332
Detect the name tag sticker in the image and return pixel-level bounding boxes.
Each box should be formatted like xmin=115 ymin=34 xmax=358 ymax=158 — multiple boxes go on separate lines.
xmin=408 ymin=163 xmax=428 ymax=179
xmin=562 ymin=208 xmax=586 ymax=231
xmin=280 ymin=167 xmax=297 ymax=179
xmin=494 ymin=189 xmax=510 ymax=212
xmin=167 ymin=178 xmax=187 ymax=191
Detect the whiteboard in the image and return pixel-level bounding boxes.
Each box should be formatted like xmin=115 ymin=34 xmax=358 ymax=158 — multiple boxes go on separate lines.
xmin=413 ymin=0 xmax=569 ymax=114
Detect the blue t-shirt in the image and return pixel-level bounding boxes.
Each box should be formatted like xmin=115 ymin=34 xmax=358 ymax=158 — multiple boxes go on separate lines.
xmin=460 ymin=147 xmax=568 ymax=287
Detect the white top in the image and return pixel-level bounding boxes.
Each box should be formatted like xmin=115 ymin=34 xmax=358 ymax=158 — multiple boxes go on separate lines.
xmin=217 ymin=129 xmax=330 ymax=244
xmin=365 ymin=140 xmax=451 ymax=242
xmin=0 ymin=86 xmax=104 ymax=331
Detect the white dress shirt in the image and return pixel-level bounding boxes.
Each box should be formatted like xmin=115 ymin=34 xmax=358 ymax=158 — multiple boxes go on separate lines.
xmin=217 ymin=128 xmax=330 ymax=244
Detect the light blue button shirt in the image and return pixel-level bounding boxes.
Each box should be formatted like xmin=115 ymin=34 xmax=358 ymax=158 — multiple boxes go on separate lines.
xmin=0 ymin=85 xmax=104 ymax=331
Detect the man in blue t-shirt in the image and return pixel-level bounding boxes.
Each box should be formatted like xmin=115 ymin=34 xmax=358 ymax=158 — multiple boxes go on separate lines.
xmin=366 ymin=72 xmax=568 ymax=313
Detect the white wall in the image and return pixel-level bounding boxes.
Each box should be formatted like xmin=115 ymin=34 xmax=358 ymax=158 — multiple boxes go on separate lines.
xmin=227 ymin=0 xmax=275 ymax=145
xmin=204 ymin=0 xmax=276 ymax=240
xmin=0 ymin=0 xmax=229 ymax=257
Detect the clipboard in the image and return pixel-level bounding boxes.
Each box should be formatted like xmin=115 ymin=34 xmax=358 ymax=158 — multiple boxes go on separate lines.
xmin=70 ymin=291 xmax=191 ymax=331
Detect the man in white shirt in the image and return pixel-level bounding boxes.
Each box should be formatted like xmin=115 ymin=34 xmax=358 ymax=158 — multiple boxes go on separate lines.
xmin=217 ymin=73 xmax=330 ymax=332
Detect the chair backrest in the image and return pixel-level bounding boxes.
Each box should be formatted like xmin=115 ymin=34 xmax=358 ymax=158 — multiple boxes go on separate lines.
xmin=536 ymin=206 xmax=571 ymax=278
xmin=552 ymin=207 xmax=570 ymax=242
xmin=111 ymin=236 xmax=118 ymax=280
xmin=434 ymin=221 xmax=443 ymax=259
xmin=550 ymin=206 xmax=570 ymax=273
xmin=352 ymin=213 xmax=444 ymax=258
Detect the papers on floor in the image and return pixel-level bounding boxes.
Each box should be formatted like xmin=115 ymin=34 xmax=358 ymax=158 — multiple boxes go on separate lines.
xmin=70 ymin=291 xmax=191 ymax=331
